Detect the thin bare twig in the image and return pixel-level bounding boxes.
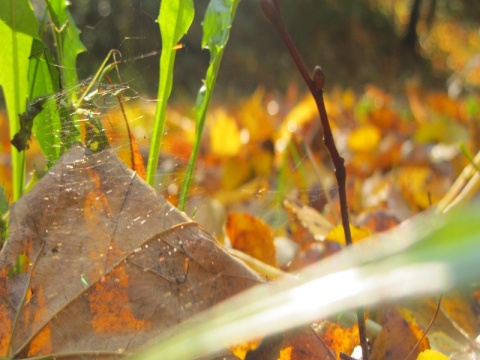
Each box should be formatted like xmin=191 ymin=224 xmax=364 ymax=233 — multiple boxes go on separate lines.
xmin=259 ymin=1 xmax=368 ymax=359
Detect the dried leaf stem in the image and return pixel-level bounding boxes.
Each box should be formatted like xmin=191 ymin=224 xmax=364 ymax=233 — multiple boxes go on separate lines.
xmin=260 ymin=1 xmax=368 ymax=359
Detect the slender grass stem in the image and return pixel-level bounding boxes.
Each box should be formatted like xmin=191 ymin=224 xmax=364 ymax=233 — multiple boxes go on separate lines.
xmin=10 ymin=1 xmax=25 ymax=201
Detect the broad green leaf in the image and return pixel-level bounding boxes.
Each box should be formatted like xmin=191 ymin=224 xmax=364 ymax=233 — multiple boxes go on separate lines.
xmin=45 ymin=0 xmax=86 ymax=92
xmin=42 ymin=0 xmax=86 ymax=154
xmin=28 ymin=40 xmax=62 ymax=166
xmin=134 ymin=206 xmax=480 ymax=359
xmin=0 ymin=0 xmax=39 ymax=200
xmin=146 ymin=0 xmax=195 ymax=187
xmin=178 ymin=0 xmax=240 ymax=210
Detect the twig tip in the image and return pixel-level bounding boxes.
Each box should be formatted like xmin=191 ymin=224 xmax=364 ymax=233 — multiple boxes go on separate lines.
xmin=312 ymin=66 xmax=325 ymax=92
xmin=260 ymin=0 xmax=280 ymax=24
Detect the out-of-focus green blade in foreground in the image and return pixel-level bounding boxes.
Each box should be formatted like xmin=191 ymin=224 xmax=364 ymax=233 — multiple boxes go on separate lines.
xmin=133 ymin=205 xmax=480 ymax=360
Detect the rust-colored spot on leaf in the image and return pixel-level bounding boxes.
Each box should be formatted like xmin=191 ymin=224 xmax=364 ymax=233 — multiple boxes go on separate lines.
xmin=27 ymin=286 xmax=52 ymax=357
xmin=89 ymin=266 xmax=149 ymax=334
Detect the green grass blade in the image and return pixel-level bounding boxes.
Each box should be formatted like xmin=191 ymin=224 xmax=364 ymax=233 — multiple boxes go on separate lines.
xmin=133 ymin=206 xmax=480 ymax=359
xmin=146 ymin=0 xmax=195 ymax=187
xmin=178 ymin=0 xmax=240 ymax=211
xmin=0 ymin=0 xmax=38 ymax=201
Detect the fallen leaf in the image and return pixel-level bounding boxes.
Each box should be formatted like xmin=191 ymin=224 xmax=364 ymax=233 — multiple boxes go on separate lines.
xmin=245 ymin=328 xmax=332 ymax=360
xmin=326 ymin=224 xmax=371 ymax=246
xmin=416 ymin=349 xmax=449 ymax=360
xmin=210 ymin=109 xmax=242 ymax=157
xmin=226 ymin=212 xmax=277 ymax=268
xmin=371 ymin=307 xmax=430 ymax=360
xmin=316 ymin=321 xmax=359 ymax=360
xmin=0 ymin=143 xmax=264 ymax=358
xmin=347 ymin=124 xmax=381 ymax=153
xmin=283 ymin=199 xmax=334 ymax=247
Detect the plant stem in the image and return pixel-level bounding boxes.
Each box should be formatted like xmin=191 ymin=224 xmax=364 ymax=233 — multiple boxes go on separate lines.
xmin=10 ymin=1 xmax=25 ymax=201
xmin=260 ymin=1 xmax=369 ymax=358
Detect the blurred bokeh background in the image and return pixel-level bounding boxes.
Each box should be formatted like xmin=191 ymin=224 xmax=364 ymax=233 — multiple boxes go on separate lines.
xmin=64 ymin=0 xmax=480 ymax=98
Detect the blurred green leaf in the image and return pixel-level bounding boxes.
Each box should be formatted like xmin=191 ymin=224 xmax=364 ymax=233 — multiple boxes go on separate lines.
xmin=0 ymin=0 xmax=38 ymax=200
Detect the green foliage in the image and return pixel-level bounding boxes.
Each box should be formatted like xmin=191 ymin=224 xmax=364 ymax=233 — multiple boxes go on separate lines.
xmin=179 ymin=0 xmax=241 ymax=210
xmin=28 ymin=42 xmax=63 ymax=166
xmin=146 ymin=0 xmax=195 ymax=187
xmin=0 ymin=0 xmax=38 ymax=201
xmin=44 ymin=0 xmax=86 ymax=93
xmin=1 ymin=0 xmax=239 ymax=206
xmin=0 ymin=0 xmax=85 ymax=197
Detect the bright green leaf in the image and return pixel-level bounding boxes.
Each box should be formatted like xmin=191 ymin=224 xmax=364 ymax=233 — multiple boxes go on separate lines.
xmin=43 ymin=0 xmax=86 ymax=153
xmin=146 ymin=0 xmax=195 ymax=187
xmin=45 ymin=0 xmax=86 ymax=92
xmin=0 ymin=0 xmax=39 ymax=200
xmin=28 ymin=40 xmax=62 ymax=166
xmin=179 ymin=0 xmax=240 ymax=210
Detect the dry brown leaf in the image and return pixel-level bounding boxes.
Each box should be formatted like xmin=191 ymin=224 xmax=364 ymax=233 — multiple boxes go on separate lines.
xmin=371 ymin=307 xmax=430 ymax=360
xmin=283 ymin=199 xmax=334 ymax=247
xmin=0 ymin=143 xmax=264 ymax=358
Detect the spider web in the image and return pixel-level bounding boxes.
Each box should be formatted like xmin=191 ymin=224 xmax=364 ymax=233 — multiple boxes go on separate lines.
xmin=2 ymin=0 xmax=340 ymax=239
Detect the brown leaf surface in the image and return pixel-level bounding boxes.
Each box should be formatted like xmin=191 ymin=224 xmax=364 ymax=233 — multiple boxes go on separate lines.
xmin=370 ymin=307 xmax=430 ymax=360
xmin=0 ymin=143 xmax=264 ymax=358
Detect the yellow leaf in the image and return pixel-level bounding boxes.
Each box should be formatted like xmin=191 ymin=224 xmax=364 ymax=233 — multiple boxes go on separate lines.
xmin=342 ymin=88 xmax=356 ymax=110
xmin=348 ymin=124 xmax=381 ymax=153
xmin=221 ymin=159 xmax=252 ymax=190
xmin=238 ymin=88 xmax=275 ymax=142
xmin=326 ymin=224 xmax=371 ymax=245
xmin=416 ymin=349 xmax=449 ymax=360
xmin=398 ymin=166 xmax=431 ymax=209
xmin=210 ymin=109 xmax=241 ymax=157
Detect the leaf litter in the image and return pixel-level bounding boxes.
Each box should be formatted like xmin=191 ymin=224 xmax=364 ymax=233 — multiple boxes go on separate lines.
xmin=2 ymin=52 xmax=480 ymax=360
xmin=2 ymin=80 xmax=480 ymax=358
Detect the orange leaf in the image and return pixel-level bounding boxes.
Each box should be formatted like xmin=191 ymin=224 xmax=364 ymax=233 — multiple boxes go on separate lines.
xmin=317 ymin=321 xmax=359 ymax=360
xmin=128 ymin=132 xmax=146 ymax=179
xmin=226 ymin=212 xmax=277 ymax=267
